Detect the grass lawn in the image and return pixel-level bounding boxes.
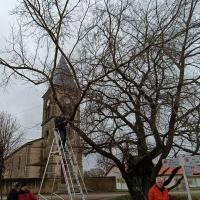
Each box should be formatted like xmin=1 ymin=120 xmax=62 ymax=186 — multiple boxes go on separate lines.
xmin=170 ymin=191 xmax=200 ymax=200
xmin=107 ymin=195 xmax=131 ymax=200
xmin=107 ymin=191 xmax=200 ymax=200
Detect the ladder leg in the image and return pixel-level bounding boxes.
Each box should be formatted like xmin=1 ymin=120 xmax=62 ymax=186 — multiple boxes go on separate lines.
xmin=50 ymin=157 xmax=60 ymax=198
xmin=63 ymin=134 xmax=87 ymax=199
xmin=66 ymin=133 xmax=88 ymax=196
xmin=39 ymin=129 xmax=87 ymax=200
xmin=38 ymin=138 xmax=55 ymax=196
xmin=54 ymin=131 xmax=74 ymax=200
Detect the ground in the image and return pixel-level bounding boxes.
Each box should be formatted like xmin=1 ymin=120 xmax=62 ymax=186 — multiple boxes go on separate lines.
xmin=3 ymin=191 xmax=200 ymax=200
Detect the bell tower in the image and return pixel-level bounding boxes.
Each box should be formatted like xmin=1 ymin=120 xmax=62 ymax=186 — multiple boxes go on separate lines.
xmin=41 ymin=56 xmax=82 ymax=171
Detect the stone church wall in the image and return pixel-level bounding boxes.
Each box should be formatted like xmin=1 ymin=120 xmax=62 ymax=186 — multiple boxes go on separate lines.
xmin=4 ymin=138 xmax=43 ymax=179
xmin=2 ymin=56 xmax=84 ymax=194
xmin=1 ymin=177 xmax=116 ymax=194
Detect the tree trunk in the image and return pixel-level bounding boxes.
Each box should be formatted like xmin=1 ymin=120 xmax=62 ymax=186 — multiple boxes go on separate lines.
xmin=125 ymin=175 xmax=152 ymax=200
xmin=123 ymin=154 xmax=154 ymax=200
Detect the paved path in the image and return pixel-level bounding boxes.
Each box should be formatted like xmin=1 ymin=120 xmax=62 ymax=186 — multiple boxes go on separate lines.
xmin=86 ymin=192 xmax=128 ymax=199
xmin=38 ymin=192 xmax=128 ymax=200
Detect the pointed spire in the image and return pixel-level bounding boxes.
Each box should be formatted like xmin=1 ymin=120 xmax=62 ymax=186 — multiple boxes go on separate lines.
xmin=53 ymin=56 xmax=77 ymax=90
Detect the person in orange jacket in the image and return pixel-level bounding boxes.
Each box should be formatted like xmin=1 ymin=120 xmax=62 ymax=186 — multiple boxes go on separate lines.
xmin=148 ymin=177 xmax=169 ymax=200
xmin=18 ymin=183 xmax=37 ymax=200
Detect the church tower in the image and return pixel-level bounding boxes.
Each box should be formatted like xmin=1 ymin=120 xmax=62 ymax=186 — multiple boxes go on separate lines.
xmin=2 ymin=56 xmax=83 ymax=193
xmin=41 ymin=56 xmax=82 ymax=173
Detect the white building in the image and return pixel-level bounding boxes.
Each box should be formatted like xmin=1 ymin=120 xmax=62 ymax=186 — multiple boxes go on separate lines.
xmin=105 ymin=166 xmax=128 ymax=191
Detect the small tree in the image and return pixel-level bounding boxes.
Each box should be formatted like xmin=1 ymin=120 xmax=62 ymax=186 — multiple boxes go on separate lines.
xmin=0 ymin=111 xmax=24 ymax=157
xmin=0 ymin=111 xmax=24 ymax=192
xmin=84 ymin=168 xmax=105 ymax=177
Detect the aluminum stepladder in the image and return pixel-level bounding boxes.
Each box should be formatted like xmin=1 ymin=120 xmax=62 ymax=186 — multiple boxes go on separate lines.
xmin=38 ymin=129 xmax=87 ymax=200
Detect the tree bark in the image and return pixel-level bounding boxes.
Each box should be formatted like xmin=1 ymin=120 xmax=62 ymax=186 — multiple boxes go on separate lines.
xmin=122 ymin=157 xmax=154 ymax=200
xmin=125 ymin=175 xmax=152 ymax=200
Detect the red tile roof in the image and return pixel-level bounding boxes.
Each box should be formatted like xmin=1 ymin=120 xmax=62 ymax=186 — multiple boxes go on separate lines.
xmin=159 ymin=166 xmax=200 ymax=176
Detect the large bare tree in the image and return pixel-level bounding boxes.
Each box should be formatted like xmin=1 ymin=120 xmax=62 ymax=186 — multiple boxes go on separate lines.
xmin=0 ymin=0 xmax=200 ymax=199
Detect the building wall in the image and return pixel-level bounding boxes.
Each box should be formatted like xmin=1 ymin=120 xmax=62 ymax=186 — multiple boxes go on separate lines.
xmin=85 ymin=177 xmax=116 ymax=192
xmin=3 ymin=63 xmax=83 ymax=193
xmin=4 ymin=146 xmax=28 ymax=178
xmin=1 ymin=176 xmax=116 ymax=194
xmin=4 ymin=139 xmax=43 ymax=179
xmin=1 ymin=178 xmax=60 ymax=194
xmin=106 ymin=167 xmax=128 ymax=190
xmin=42 ymin=86 xmax=82 ymax=174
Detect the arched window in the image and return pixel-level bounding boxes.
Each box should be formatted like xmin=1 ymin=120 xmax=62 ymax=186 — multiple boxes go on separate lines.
xmin=46 ymin=99 xmax=51 ymax=120
xmin=46 ymin=130 xmax=49 ymax=138
xmin=18 ymin=157 xmax=21 ymax=170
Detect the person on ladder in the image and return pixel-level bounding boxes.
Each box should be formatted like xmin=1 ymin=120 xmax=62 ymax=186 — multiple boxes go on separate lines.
xmin=54 ymin=113 xmax=68 ymax=148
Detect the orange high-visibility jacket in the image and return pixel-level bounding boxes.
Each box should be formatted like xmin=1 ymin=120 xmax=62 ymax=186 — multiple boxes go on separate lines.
xmin=148 ymin=185 xmax=169 ymax=200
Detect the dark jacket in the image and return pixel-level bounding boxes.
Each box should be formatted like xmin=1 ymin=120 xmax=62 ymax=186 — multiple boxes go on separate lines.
xmin=55 ymin=116 xmax=67 ymax=130
xmin=18 ymin=189 xmax=37 ymax=200
xmin=7 ymin=189 xmax=18 ymax=200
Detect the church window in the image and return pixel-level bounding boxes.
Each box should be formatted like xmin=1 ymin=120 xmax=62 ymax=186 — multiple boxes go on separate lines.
xmin=10 ymin=159 xmax=13 ymax=175
xmin=46 ymin=130 xmax=49 ymax=138
xmin=18 ymin=157 xmax=21 ymax=170
xmin=46 ymin=99 xmax=51 ymax=120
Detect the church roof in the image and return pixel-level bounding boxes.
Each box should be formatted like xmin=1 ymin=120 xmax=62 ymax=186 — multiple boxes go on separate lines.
xmin=4 ymin=138 xmax=44 ymax=160
xmin=53 ymin=56 xmax=77 ymax=90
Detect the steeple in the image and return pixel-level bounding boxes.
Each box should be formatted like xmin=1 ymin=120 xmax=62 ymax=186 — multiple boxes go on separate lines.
xmin=53 ymin=56 xmax=77 ymax=91
xmin=41 ymin=55 xmax=82 ymax=178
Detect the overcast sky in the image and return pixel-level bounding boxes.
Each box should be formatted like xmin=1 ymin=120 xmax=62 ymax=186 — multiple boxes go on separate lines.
xmin=0 ymin=1 xmax=97 ymax=170
xmin=0 ymin=1 xmax=46 ymax=141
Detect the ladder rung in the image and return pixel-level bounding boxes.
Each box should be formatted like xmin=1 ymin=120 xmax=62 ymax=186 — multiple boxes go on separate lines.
xmin=51 ymin=151 xmax=59 ymax=154
xmin=38 ymin=130 xmax=87 ymax=199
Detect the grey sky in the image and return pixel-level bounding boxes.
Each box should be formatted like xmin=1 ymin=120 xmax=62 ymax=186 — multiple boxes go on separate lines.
xmin=0 ymin=1 xmax=45 ymax=141
xmin=0 ymin=1 xmax=97 ymax=169
xmin=0 ymin=80 xmax=44 ymax=140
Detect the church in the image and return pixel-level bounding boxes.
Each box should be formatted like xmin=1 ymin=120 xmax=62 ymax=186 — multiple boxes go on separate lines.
xmin=2 ymin=56 xmax=83 ymax=193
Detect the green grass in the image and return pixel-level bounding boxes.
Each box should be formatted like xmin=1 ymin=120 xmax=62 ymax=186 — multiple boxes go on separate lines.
xmin=116 ymin=189 xmax=129 ymax=192
xmin=170 ymin=192 xmax=200 ymax=200
xmin=107 ymin=195 xmax=131 ymax=200
xmin=107 ymin=192 xmax=200 ymax=200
